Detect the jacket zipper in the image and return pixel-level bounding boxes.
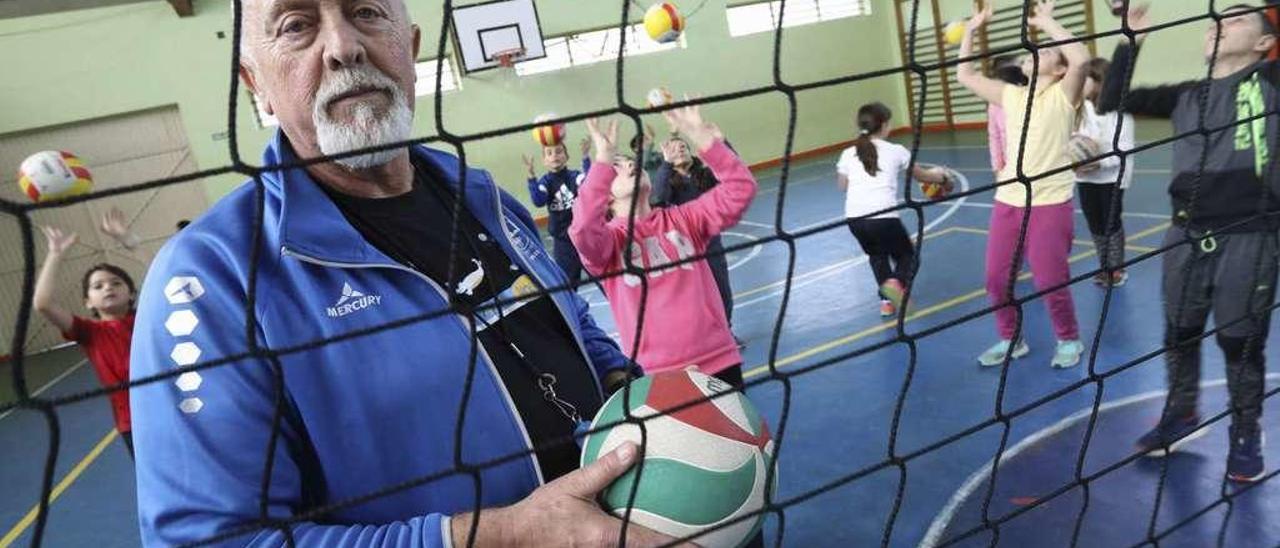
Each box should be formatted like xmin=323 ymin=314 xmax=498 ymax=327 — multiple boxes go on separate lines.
xmin=481 ymin=174 xmax=606 ymax=396
xmin=280 ymin=247 xmax=547 ymax=486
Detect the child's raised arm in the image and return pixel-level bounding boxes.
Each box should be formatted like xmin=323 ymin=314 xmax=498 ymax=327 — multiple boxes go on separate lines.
xmin=33 ymin=226 xmax=77 ymax=335
xmin=956 ymin=4 xmax=1005 ymax=106
xmin=523 ymin=154 xmax=550 ymax=207
xmin=569 ymin=118 xmax=623 ymax=274
xmin=665 ymin=103 xmax=757 ymax=239
xmin=1028 ymin=0 xmax=1091 ymax=106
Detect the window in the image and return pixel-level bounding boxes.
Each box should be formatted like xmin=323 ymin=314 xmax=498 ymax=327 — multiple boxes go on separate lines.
xmin=516 ymin=24 xmax=687 ymax=77
xmin=249 ymin=58 xmax=459 ymax=129
xmin=726 ymin=0 xmax=871 ymax=37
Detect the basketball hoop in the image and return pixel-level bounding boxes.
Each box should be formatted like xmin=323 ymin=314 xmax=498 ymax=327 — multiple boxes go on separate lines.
xmin=492 ymin=47 xmax=526 ymax=70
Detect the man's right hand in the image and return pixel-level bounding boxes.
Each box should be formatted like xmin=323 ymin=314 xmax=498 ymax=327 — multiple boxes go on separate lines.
xmin=450 ymin=442 xmax=686 ymax=547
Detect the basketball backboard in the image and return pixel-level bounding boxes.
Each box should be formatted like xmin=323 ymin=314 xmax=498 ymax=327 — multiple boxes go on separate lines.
xmin=451 ymin=0 xmax=546 ymax=74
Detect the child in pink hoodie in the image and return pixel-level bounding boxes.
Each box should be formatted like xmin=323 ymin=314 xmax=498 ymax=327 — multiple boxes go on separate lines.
xmin=569 ymin=104 xmax=757 ymax=386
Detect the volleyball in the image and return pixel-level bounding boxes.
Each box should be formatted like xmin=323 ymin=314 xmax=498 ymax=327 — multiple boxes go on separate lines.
xmin=944 ymin=20 xmax=967 ymax=46
xmin=647 ymin=87 xmax=675 ymax=108
xmin=17 ymin=151 xmax=94 ymax=203
xmin=644 ymin=2 xmax=685 ymax=44
xmin=531 ymin=113 xmax=566 ymax=147
xmin=581 ymin=369 xmax=774 ymax=548
xmin=1067 ymin=134 xmax=1102 ymax=170
xmin=919 ymin=165 xmax=956 ymax=200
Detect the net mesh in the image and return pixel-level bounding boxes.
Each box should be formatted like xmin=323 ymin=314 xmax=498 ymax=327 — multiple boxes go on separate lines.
xmin=3 ymin=1 xmax=1280 ymax=547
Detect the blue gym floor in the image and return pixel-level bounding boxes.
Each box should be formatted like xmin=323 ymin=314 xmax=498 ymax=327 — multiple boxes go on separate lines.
xmin=3 ymin=135 xmax=1278 ymax=547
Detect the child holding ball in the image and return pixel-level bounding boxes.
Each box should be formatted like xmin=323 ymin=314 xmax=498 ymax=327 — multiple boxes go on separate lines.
xmin=837 ymin=102 xmax=954 ymax=317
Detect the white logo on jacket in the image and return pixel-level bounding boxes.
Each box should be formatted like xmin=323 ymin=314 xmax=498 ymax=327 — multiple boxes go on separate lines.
xmin=622 ymin=230 xmax=697 ymax=287
xmin=326 ymin=282 xmax=382 ymax=318
xmin=164 ymin=276 xmax=206 ymax=304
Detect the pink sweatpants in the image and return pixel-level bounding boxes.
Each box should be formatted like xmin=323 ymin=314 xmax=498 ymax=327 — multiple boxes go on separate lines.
xmin=985 ymin=201 xmax=1080 ymax=341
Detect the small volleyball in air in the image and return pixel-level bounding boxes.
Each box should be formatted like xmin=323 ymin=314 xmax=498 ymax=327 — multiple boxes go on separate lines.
xmin=581 ymin=369 xmax=775 ymax=548
xmin=531 ymin=113 xmax=566 ymax=147
xmin=1067 ymin=134 xmax=1102 ymax=167
xmin=644 ymin=2 xmax=685 ymax=44
xmin=943 ymin=20 xmax=967 ymax=46
xmin=646 ymin=86 xmax=675 ymax=108
xmin=919 ymin=165 xmax=956 ymax=200
xmin=17 ymin=151 xmax=94 ymax=203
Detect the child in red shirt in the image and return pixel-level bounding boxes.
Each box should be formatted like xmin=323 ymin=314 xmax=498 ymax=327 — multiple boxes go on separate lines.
xmin=33 ymin=209 xmax=141 ymax=458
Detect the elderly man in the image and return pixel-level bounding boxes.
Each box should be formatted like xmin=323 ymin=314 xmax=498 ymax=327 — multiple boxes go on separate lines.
xmin=1100 ymin=3 xmax=1280 ymax=482
xmin=129 ymin=0 xmax=672 ymax=545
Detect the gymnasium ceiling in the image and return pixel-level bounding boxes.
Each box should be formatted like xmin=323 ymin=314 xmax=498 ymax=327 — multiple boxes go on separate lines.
xmin=0 ymin=0 xmax=192 ymax=20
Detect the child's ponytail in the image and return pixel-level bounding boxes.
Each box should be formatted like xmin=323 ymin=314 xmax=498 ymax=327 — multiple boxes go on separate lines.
xmin=854 ymin=102 xmax=892 ymax=176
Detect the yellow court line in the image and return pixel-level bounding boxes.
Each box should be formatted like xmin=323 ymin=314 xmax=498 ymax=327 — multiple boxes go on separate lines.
xmin=744 ymin=222 xmax=1171 ymax=379
xmin=944 ymin=226 xmax=1157 ymax=256
xmin=0 ymin=430 xmax=118 ymax=548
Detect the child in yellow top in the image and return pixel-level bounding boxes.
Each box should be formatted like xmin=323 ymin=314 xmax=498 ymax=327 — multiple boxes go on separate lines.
xmin=957 ymin=1 xmax=1090 ymax=369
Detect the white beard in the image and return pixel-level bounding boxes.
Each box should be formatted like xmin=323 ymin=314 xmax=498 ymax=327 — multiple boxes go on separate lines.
xmin=313 ymin=67 xmax=414 ymax=170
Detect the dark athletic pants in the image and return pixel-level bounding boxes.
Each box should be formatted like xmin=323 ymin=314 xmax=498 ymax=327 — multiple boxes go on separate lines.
xmin=1161 ymin=228 xmax=1277 ymax=432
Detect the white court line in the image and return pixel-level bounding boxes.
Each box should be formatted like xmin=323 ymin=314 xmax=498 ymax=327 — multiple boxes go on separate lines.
xmin=918 ymin=372 xmax=1280 ymax=548
xmin=738 ymin=220 xmax=775 ymax=230
xmin=955 ymin=201 xmax=1172 ymax=220
xmin=0 ymin=358 xmax=89 ymax=422
xmin=724 ymin=231 xmax=764 ymax=271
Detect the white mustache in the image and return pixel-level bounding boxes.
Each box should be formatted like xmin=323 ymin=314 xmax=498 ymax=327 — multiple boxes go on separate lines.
xmin=311 ymin=65 xmax=414 ymax=170
xmin=314 ymin=66 xmax=399 ymax=121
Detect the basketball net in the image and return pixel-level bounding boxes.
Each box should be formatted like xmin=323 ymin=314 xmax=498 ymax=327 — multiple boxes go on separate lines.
xmin=492 ymin=47 xmax=525 ymax=91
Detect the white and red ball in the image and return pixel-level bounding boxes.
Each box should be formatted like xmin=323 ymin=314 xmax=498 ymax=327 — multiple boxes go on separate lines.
xmin=531 ymin=113 xmax=567 ymax=147
xmin=17 ymin=151 xmax=93 ymax=203
xmin=646 ymin=87 xmax=675 ymax=108
xmin=644 ymin=2 xmax=686 ymax=44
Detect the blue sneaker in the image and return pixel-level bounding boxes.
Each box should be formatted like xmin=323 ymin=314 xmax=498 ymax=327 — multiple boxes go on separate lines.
xmin=1227 ymin=426 xmax=1265 ymax=483
xmin=1135 ymin=414 xmax=1206 ymax=457
xmin=977 ymin=339 xmax=1030 ymax=367
xmin=1051 ymin=339 xmax=1084 ymax=369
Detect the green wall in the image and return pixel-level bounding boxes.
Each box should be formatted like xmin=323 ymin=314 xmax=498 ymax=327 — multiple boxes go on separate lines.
xmin=0 ymin=0 xmax=908 ymax=209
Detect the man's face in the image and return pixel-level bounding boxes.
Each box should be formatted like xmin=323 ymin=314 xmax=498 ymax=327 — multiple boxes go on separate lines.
xmin=1206 ymin=8 xmax=1275 ymax=62
xmin=240 ymin=0 xmax=421 ymax=168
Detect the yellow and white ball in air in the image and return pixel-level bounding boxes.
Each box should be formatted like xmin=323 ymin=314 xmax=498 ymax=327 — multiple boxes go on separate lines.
xmin=644 ymin=2 xmax=686 ymax=44
xmin=531 ymin=113 xmax=566 ymax=147
xmin=943 ymin=20 xmax=967 ymax=47
xmin=17 ymin=151 xmax=94 ymax=203
xmin=646 ymin=87 xmax=674 ymax=108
